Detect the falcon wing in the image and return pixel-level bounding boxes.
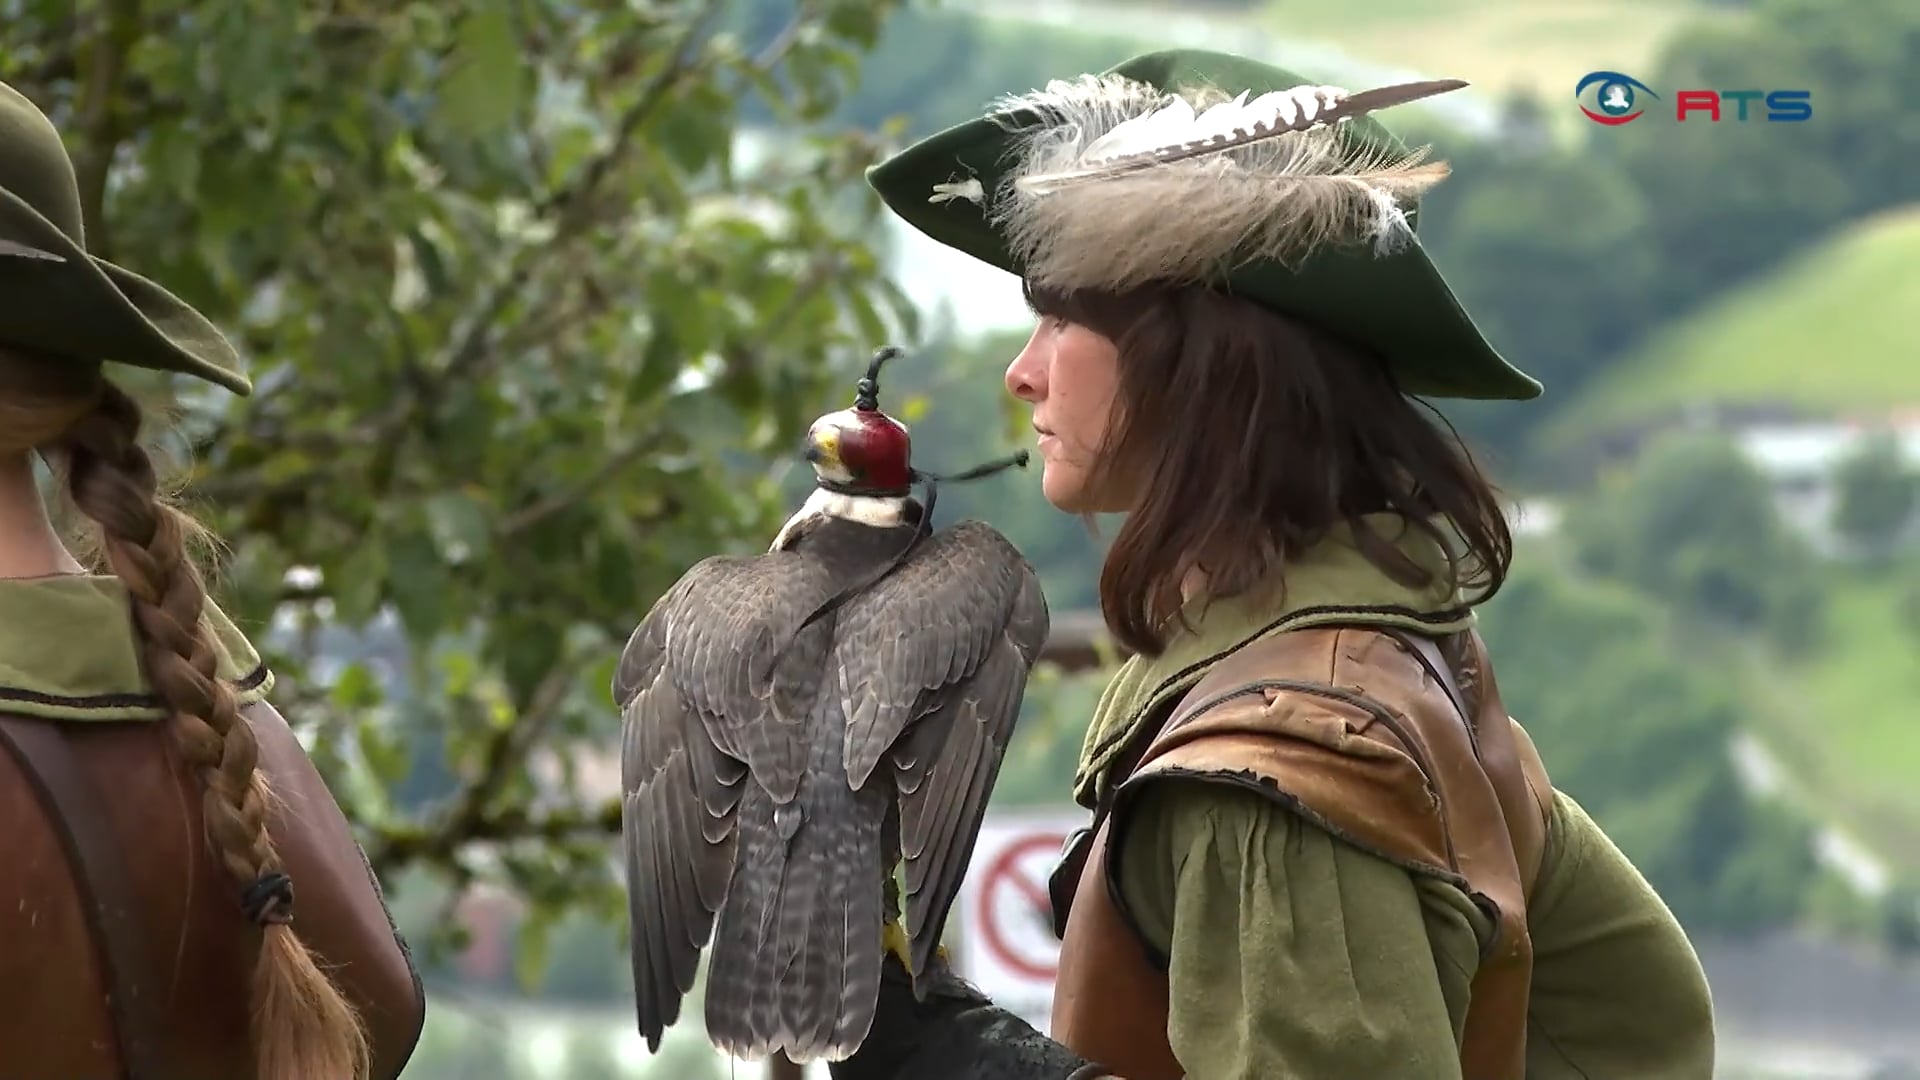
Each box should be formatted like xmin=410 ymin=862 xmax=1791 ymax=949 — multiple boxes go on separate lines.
xmin=615 ymin=551 xmax=842 ymax=1051
xmin=832 ymin=520 xmax=1050 ymax=978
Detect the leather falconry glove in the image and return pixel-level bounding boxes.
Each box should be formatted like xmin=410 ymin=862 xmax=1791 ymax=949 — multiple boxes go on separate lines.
xmin=827 ymin=949 xmax=1119 ymax=1080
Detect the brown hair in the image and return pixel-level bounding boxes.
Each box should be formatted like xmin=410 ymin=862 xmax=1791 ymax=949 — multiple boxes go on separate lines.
xmin=0 ymin=350 xmax=370 ymax=1080
xmin=1027 ymin=282 xmax=1513 ymax=658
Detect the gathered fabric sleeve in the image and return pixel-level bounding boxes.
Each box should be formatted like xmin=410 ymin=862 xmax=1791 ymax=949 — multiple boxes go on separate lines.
xmin=1522 ymin=789 xmax=1717 ymax=1080
xmin=1112 ymin=776 xmax=1490 ymax=1080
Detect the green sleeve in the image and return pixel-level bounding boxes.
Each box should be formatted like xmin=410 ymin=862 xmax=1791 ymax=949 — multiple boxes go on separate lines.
xmin=1523 ymin=789 xmax=1716 ymax=1080
xmin=1113 ymin=777 xmax=1488 ymax=1080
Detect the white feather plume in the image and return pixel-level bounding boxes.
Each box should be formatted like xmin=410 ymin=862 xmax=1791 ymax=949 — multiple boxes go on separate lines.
xmin=970 ymin=73 xmax=1462 ymax=294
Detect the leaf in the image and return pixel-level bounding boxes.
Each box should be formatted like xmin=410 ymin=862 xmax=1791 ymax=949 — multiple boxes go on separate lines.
xmin=633 ymin=329 xmax=682 ymax=404
xmin=357 ymin=712 xmax=410 ymax=788
xmin=330 ymin=661 xmax=387 ymax=711
xmin=426 ymin=490 xmax=493 ymax=564
xmin=843 ymin=281 xmax=890 ymax=346
xmin=652 ymin=84 xmax=734 ymax=174
xmin=330 ymin=542 xmax=389 ymax=627
xmin=405 ymin=226 xmax=454 ymax=299
xmin=436 ymin=645 xmax=482 ymax=700
xmin=436 ymin=1 xmax=526 ymax=136
xmin=387 ymin=528 xmax=452 ymax=641
xmin=497 ymin=612 xmax=564 ymax=711
xmin=513 ymin=905 xmax=556 ymax=994
xmin=541 ymin=122 xmax=599 ymax=192
xmin=825 ymin=1 xmax=886 ymax=47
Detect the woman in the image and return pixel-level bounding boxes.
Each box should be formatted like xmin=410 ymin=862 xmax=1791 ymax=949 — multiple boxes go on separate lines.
xmin=0 ymin=81 xmax=423 ymax=1078
xmin=830 ymin=49 xmax=1717 ymax=1079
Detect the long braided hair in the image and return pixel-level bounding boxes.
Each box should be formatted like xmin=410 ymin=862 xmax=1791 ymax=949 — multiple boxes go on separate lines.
xmin=0 ymin=351 xmax=370 ymax=1080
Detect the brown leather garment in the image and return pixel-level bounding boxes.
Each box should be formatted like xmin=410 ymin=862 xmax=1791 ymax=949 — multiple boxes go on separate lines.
xmin=0 ymin=699 xmax=426 ymax=1080
xmin=1049 ymin=626 xmax=1552 ymax=1080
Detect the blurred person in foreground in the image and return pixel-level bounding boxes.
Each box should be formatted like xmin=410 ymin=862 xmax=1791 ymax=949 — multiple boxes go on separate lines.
xmin=827 ymin=49 xmax=1717 ymax=1080
xmin=0 ymin=81 xmax=424 ymax=1079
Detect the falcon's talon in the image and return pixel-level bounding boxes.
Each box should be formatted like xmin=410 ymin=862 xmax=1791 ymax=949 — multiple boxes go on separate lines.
xmin=882 ymin=920 xmax=913 ymax=969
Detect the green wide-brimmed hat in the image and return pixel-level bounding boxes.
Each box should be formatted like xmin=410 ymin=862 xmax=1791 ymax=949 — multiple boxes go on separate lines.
xmin=866 ymin=49 xmax=1541 ymax=401
xmin=0 ymin=80 xmax=250 ymax=395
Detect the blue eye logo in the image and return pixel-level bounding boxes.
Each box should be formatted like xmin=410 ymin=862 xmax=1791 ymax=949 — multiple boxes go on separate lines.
xmin=1575 ymin=71 xmax=1660 ymax=125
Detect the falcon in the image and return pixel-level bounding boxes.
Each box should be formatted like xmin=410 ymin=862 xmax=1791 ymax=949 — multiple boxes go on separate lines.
xmin=614 ymin=346 xmax=1050 ymax=1063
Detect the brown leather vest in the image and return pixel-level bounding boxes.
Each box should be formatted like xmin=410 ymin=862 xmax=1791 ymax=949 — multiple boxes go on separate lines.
xmin=0 ymin=700 xmax=427 ymax=1080
xmin=1048 ymin=625 xmax=1553 ymax=1080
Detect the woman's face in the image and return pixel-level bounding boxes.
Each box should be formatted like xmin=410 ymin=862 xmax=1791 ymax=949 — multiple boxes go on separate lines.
xmin=1004 ymin=315 xmax=1131 ymax=514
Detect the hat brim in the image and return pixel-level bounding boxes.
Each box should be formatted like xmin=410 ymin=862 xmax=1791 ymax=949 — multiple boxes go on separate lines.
xmin=865 ymin=50 xmax=1542 ymax=403
xmin=0 ymin=186 xmax=250 ymax=396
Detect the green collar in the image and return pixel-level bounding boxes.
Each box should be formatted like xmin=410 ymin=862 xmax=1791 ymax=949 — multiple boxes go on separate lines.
xmin=1073 ymin=513 xmax=1481 ymax=807
xmin=0 ymin=573 xmax=273 ymax=722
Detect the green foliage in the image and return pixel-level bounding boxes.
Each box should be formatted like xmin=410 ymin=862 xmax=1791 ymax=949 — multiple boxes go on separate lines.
xmin=1538 ymin=207 xmax=1920 ymax=455
xmin=1745 ymin=561 xmax=1920 ymax=870
xmin=736 ymin=1 xmax=1155 ymax=140
xmin=1403 ymin=128 xmax=1659 ymax=459
xmin=0 ymin=0 xmax=915 ymax=952
xmin=1831 ymin=431 xmax=1920 ymax=561
xmin=1564 ymin=432 xmax=1825 ymax=654
xmin=1417 ymin=0 xmax=1916 ymax=465
xmin=1477 ymin=556 xmax=1819 ymax=933
xmin=1615 ymin=0 xmax=1920 ymax=322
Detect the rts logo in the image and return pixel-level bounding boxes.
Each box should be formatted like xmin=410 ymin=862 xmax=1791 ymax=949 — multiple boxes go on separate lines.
xmin=1575 ymin=70 xmax=1813 ymax=124
xmin=1576 ymin=71 xmax=1658 ymax=125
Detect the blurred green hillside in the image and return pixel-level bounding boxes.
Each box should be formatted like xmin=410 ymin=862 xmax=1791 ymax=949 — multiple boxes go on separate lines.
xmin=1543 ymin=205 xmax=1920 ymax=455
xmin=1743 ymin=560 xmax=1920 ymax=865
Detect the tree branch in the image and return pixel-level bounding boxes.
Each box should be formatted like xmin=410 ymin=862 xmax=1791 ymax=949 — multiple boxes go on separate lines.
xmin=250 ymin=0 xmax=732 ymax=478
xmin=365 ymin=797 xmax=624 ymax=874
xmin=362 ymin=661 xmax=585 ymax=874
xmin=499 ymin=438 xmax=673 ymax=536
xmin=191 ymin=1 xmax=820 ymax=492
xmin=752 ymin=1 xmax=815 ymax=70
xmin=432 ymin=0 xmax=727 ymax=389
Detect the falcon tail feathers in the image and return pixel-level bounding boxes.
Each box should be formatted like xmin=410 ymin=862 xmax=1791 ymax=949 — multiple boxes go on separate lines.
xmin=703 ymin=768 xmax=888 ymax=1062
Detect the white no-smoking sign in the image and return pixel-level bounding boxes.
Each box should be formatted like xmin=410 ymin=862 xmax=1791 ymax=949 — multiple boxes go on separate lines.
xmin=953 ymin=809 xmax=1089 ymax=1034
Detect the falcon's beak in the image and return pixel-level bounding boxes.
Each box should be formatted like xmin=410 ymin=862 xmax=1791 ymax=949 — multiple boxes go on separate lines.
xmin=806 ymin=427 xmax=841 ymax=470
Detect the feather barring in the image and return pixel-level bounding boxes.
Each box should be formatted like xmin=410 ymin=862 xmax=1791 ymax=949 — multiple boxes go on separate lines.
xmin=964 ymin=73 xmax=1468 ymax=293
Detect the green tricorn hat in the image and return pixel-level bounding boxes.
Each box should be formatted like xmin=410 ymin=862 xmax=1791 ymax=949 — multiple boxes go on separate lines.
xmin=865 ymin=49 xmax=1541 ymax=401
xmin=0 ymin=80 xmax=250 ymax=395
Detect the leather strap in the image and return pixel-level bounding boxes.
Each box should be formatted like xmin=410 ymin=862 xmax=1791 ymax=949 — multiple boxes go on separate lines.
xmin=0 ymin=715 xmax=171 ymax=1080
xmin=1384 ymin=628 xmax=1477 ymax=747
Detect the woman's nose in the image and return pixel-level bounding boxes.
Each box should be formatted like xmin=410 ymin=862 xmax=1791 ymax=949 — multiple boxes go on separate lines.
xmin=1005 ymin=338 xmax=1046 ymax=403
